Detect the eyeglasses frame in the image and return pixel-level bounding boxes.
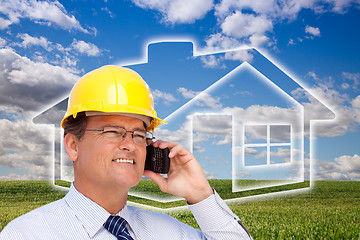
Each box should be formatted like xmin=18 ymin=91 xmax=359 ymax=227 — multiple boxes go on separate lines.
xmin=83 ymin=126 xmax=154 ymax=146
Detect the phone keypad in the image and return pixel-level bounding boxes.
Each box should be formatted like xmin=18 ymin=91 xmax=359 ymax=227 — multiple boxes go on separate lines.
xmin=145 ymin=145 xmax=170 ymax=174
xmin=152 ymin=148 xmax=164 ymax=173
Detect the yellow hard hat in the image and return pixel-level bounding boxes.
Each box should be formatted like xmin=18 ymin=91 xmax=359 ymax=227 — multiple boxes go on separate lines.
xmin=61 ymin=65 xmax=166 ymax=131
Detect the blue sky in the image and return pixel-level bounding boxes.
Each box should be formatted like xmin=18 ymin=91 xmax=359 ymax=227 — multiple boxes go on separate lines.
xmin=0 ymin=0 xmax=359 ymax=183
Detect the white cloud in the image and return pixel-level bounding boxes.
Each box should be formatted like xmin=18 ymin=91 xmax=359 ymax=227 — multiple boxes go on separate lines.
xmin=328 ymin=0 xmax=360 ymax=13
xmin=221 ymin=11 xmax=273 ymax=39
xmin=0 ymin=48 xmax=80 ymax=181
xmin=0 ymin=37 xmax=6 ymax=48
xmin=131 ymin=0 xmax=358 ymax=51
xmin=70 ymin=39 xmax=102 ymax=57
xmin=341 ymin=82 xmax=350 ymax=90
xmin=292 ymin=80 xmax=360 ymax=137
xmin=192 ymin=115 xmax=232 ymax=156
xmin=254 ymin=150 xmax=267 ymax=159
xmin=101 ymin=7 xmax=115 ymax=18
xmin=152 ymin=89 xmax=178 ymax=105
xmin=0 ymin=48 xmax=78 ymax=114
xmin=10 ymin=33 xmax=101 ymax=71
xmin=351 ymin=95 xmax=360 ymax=109
xmin=131 ymin=0 xmax=214 ymax=24
xmin=215 ymin=0 xmax=277 ymax=19
xmin=203 ymin=33 xmax=243 ymax=53
xmin=200 ymin=55 xmax=226 ymax=68
xmin=177 ymin=87 xmax=223 ymax=109
xmin=198 ymin=48 xmax=256 ymax=68
xmin=2 ymin=50 xmax=76 ymax=87
xmin=224 ymin=49 xmax=254 ymax=63
xmin=0 ymin=0 xmax=93 ymax=34
xmin=214 ymin=134 xmax=232 ymax=145
xmin=249 ymin=34 xmax=271 ymax=47
xmin=222 ymin=105 xmax=299 ymax=127
xmin=270 ymin=147 xmax=291 ymax=158
xmin=316 ymin=154 xmax=360 ymax=180
xmin=352 ymin=95 xmax=360 ymax=124
xmin=292 ymin=70 xmax=360 ymax=138
xmin=201 ymin=94 xmax=223 ymax=109
xmin=334 ymin=154 xmax=360 ymax=173
xmin=211 ymin=2 xmax=278 ymax=48
xmin=177 ymin=87 xmax=198 ymax=99
xmin=193 ymin=114 xmax=232 ymax=136
xmin=154 ymin=122 xmax=192 ymax=150
xmin=342 ymin=72 xmax=360 ymax=90
xmin=305 ymin=25 xmax=321 ymax=37
xmin=0 ymin=173 xmax=46 ymax=181
xmin=15 ymin=33 xmax=53 ymax=51
xmin=0 ymin=119 xmax=53 ymax=180
xmin=215 ymin=0 xmax=358 ymax=21
xmin=205 ymin=0 xmax=359 ymax=51
xmin=307 ymin=71 xmax=320 ymax=81
xmin=244 ymin=147 xmax=258 ymax=156
xmin=0 ymin=17 xmax=12 ymax=30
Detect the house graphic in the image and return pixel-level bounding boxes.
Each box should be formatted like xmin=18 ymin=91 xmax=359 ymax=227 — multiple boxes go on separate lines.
xmin=33 ymin=41 xmax=334 ymax=205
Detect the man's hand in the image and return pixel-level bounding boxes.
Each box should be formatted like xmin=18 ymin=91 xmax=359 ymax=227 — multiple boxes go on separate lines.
xmin=143 ymin=140 xmax=214 ymax=205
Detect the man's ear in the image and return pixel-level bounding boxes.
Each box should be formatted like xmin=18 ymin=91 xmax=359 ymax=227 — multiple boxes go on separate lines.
xmin=64 ymin=133 xmax=79 ymax=162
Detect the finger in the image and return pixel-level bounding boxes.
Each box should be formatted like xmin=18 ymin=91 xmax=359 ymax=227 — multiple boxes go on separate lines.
xmin=152 ymin=141 xmax=185 ymax=160
xmin=168 ymin=144 xmax=184 ymax=157
xmin=168 ymin=144 xmax=193 ymax=162
xmin=152 ymin=140 xmax=177 ymax=149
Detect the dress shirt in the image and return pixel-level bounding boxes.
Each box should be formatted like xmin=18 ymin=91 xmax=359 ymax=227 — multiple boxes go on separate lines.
xmin=0 ymin=184 xmax=251 ymax=240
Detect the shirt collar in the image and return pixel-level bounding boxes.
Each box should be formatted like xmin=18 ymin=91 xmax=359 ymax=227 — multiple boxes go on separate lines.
xmin=64 ymin=183 xmax=112 ymax=238
xmin=117 ymin=205 xmax=137 ymax=236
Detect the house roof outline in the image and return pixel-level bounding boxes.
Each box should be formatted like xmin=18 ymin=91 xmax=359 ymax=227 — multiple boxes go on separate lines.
xmin=161 ymin=61 xmax=306 ymax=124
xmin=33 ymin=41 xmax=335 ymax=207
xmin=34 ymin=42 xmax=335 ymax=125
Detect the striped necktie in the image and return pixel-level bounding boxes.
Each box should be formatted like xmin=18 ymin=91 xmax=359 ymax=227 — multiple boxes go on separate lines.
xmin=103 ymin=215 xmax=134 ymax=240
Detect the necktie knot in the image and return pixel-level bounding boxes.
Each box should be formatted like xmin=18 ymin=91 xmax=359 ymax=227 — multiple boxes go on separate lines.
xmin=104 ymin=215 xmax=133 ymax=240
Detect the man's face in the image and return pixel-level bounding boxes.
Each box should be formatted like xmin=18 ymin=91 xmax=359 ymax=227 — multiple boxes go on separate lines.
xmin=73 ymin=115 xmax=147 ymax=191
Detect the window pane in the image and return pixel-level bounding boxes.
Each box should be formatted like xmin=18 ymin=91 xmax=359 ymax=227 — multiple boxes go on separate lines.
xmin=245 ymin=125 xmax=267 ymax=144
xmin=270 ymin=146 xmax=290 ymax=164
xmin=270 ymin=125 xmax=290 ymax=143
xmin=244 ymin=147 xmax=267 ymax=166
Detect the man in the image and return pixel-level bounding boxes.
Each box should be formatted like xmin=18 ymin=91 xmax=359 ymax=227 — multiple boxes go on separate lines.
xmin=0 ymin=66 xmax=251 ymax=239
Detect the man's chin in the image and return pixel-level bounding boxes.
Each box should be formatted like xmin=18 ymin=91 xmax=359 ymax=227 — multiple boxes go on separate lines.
xmin=112 ymin=173 xmax=142 ymax=189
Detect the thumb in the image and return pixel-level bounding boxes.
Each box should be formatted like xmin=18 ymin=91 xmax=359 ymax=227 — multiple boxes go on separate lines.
xmin=143 ymin=170 xmax=168 ymax=192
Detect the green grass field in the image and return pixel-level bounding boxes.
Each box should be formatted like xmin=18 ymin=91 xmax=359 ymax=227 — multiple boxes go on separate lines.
xmin=1 ymin=180 xmax=359 ymax=239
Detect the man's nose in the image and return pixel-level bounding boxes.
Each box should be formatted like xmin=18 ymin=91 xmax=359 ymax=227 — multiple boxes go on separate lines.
xmin=118 ymin=132 xmax=136 ymax=151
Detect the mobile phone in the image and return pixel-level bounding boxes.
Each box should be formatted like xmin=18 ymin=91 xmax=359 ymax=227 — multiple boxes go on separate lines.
xmin=145 ymin=145 xmax=170 ymax=174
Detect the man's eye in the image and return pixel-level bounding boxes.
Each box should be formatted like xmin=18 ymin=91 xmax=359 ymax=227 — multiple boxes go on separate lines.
xmin=133 ymin=134 xmax=146 ymax=139
xmin=104 ymin=130 xmax=119 ymax=133
xmin=103 ymin=130 xmax=121 ymax=136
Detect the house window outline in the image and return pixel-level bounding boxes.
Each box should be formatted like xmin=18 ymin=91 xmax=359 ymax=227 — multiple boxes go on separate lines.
xmin=243 ymin=124 xmax=292 ymax=167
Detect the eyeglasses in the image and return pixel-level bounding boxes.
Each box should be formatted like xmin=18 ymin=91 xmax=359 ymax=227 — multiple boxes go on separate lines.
xmin=84 ymin=126 xmax=154 ymax=146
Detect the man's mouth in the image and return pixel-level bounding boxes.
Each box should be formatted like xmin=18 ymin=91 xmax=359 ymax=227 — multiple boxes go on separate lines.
xmin=112 ymin=158 xmax=134 ymax=164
